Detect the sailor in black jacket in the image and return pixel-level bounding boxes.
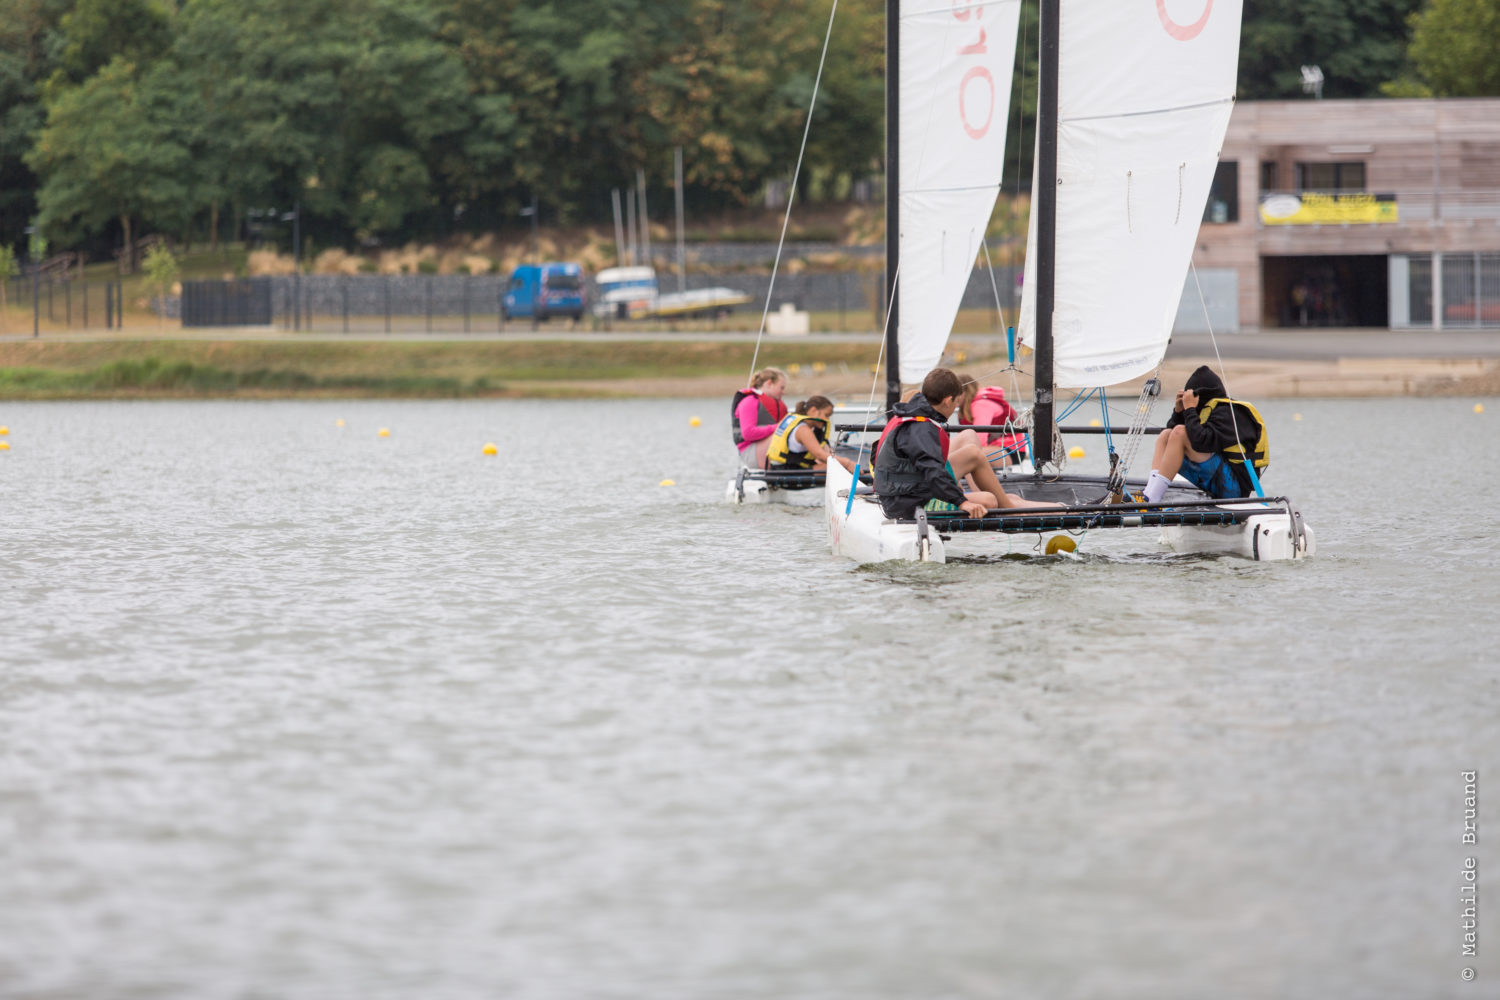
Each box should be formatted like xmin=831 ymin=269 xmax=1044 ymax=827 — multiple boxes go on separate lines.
xmin=873 ymin=368 xmax=1053 ymax=520
xmin=1143 ymin=365 xmax=1268 ymax=501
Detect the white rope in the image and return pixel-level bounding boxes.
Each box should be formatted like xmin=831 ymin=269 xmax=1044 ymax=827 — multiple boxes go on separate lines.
xmin=1190 ymin=260 xmax=1248 ymax=461
xmin=747 ymin=0 xmax=840 ymax=383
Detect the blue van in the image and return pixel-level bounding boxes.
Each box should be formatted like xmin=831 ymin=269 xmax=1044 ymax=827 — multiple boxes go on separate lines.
xmin=502 ymin=263 xmax=586 ymax=322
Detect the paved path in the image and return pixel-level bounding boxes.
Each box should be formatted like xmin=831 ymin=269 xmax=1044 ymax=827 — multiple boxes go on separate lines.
xmin=4 ymin=326 xmax=1498 ymax=361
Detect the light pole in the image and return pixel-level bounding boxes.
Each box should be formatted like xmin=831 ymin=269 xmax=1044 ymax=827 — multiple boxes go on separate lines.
xmin=519 ymin=196 xmax=538 ymax=264
xmin=282 ymin=203 xmax=301 ymax=330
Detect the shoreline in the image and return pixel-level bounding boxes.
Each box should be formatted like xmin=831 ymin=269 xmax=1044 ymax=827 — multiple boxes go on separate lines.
xmin=0 ymin=333 xmax=1496 ymax=400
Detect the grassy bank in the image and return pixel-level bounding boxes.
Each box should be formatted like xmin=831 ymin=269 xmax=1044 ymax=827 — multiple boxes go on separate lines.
xmin=0 ymin=339 xmax=893 ymax=400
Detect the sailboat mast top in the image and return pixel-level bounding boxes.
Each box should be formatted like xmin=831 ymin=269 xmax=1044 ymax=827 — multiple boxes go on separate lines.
xmin=884 ymin=0 xmax=901 ymax=414
xmin=1033 ymin=0 xmax=1059 ymax=468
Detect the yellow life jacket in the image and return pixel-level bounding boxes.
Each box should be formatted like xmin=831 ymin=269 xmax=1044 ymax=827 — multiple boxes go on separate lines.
xmin=1198 ymin=397 xmax=1270 ymax=472
xmin=765 ymin=413 xmax=829 ymax=470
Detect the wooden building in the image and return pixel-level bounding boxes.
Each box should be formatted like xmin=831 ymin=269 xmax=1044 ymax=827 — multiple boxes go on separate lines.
xmin=1177 ymin=98 xmax=1500 ymax=332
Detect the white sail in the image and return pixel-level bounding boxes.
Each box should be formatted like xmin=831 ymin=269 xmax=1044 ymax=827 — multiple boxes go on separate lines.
xmin=1019 ymin=0 xmax=1243 ymax=388
xmin=897 ymin=0 xmax=1022 ymax=384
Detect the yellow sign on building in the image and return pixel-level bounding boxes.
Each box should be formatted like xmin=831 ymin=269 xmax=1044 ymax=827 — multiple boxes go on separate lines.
xmin=1259 ymin=192 xmax=1399 ymax=225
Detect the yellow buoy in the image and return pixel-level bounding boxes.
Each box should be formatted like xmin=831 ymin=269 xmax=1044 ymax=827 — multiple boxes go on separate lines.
xmin=0 ymin=441 xmax=9 ymax=451
xmin=1068 ymin=446 xmax=1085 ymax=459
xmin=1045 ymin=536 xmax=1077 ymax=555
xmin=812 ymin=362 xmax=826 ymax=374
xmin=1293 ymin=413 xmax=1303 ymax=421
xmin=659 ymin=479 xmax=676 ymax=487
xmin=335 ymin=419 xmax=346 ymax=428
xmin=0 ymin=426 xmax=9 ymax=435
xmin=378 ymin=428 xmax=391 ymax=438
xmin=1088 ymin=418 xmax=1102 ymax=427
xmin=481 ymin=442 xmax=498 ymax=455
xmin=1475 ymin=404 xmax=1485 ymax=414
xmin=955 ymin=351 xmax=968 ymax=364
xmin=787 ymin=363 xmax=801 ymax=374
xmin=689 ymin=416 xmax=702 ymax=427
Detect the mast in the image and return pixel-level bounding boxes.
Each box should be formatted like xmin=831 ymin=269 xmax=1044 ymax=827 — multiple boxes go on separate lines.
xmin=884 ymin=0 xmax=901 ymax=413
xmin=1033 ymin=0 xmax=1059 ymax=468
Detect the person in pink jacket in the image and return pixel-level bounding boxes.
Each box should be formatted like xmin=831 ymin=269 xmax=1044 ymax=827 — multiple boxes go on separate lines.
xmin=953 ymin=376 xmax=1028 ymax=470
xmin=731 ymin=367 xmax=789 ymax=468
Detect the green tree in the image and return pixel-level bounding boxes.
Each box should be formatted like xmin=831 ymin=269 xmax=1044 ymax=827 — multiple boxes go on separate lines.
xmin=26 ymin=57 xmax=191 ymax=267
xmin=0 ymin=0 xmax=72 ymax=248
xmin=173 ymin=0 xmax=474 ymax=242
xmin=141 ymin=241 xmax=178 ymax=328
xmin=47 ymin=0 xmax=173 ymax=94
xmin=1239 ymin=1 xmax=1425 ymax=99
xmin=1404 ymin=0 xmax=1500 ymax=96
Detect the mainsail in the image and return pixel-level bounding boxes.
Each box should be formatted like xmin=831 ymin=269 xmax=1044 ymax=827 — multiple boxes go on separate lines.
xmin=896 ymin=0 xmax=1022 ymax=384
xmin=1018 ymin=0 xmax=1243 ymax=388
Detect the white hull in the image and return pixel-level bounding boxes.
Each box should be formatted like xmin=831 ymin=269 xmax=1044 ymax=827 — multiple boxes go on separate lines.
xmin=726 ymin=477 xmax=823 ymax=507
xmin=824 ymin=459 xmax=948 ymax=562
xmin=824 ymin=460 xmax=1314 ymax=564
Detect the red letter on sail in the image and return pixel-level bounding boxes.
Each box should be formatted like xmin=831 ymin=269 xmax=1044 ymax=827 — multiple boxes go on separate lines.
xmin=1156 ymin=0 xmax=1213 ymax=41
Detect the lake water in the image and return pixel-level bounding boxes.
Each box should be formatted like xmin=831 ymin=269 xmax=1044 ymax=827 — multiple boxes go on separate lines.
xmin=1 ymin=397 xmax=1496 ymax=999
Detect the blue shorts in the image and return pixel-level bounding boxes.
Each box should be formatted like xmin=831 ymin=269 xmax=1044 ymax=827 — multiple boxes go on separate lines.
xmin=1179 ymin=453 xmax=1245 ymax=499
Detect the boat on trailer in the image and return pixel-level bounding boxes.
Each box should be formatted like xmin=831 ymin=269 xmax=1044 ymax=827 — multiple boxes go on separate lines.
xmin=826 ymin=0 xmax=1314 ymax=564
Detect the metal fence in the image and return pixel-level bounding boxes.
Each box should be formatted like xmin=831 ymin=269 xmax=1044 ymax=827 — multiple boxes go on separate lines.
xmin=9 ymin=264 xmax=1036 ymax=334
xmin=173 ymin=268 xmax=1027 ymax=332
xmin=3 ymin=276 xmax=129 ymax=333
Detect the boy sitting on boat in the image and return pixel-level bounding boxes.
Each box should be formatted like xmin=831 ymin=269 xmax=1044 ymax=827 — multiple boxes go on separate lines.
xmin=765 ymin=396 xmax=857 ymax=474
xmin=1142 ymin=365 xmax=1269 ymax=503
xmin=872 ymin=368 xmax=1052 ymax=520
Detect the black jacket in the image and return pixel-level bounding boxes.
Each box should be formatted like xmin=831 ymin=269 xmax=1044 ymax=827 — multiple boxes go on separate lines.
xmin=873 ymin=394 xmax=967 ymax=517
xmin=1165 ymin=366 xmax=1256 ymax=493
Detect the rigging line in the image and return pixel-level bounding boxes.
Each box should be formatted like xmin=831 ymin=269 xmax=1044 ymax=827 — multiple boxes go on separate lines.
xmin=980 ymin=237 xmax=1007 ymax=331
xmin=1062 ymin=96 xmax=1234 ymax=125
xmin=903 ymin=0 xmax=1017 ymax=16
xmin=1190 ymin=260 xmax=1261 ymax=498
xmin=747 ymin=0 xmax=840 ymax=384
xmin=846 ymin=258 xmax=902 ymax=517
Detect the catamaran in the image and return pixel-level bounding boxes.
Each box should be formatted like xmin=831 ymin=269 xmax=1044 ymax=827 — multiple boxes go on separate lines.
xmin=825 ymin=0 xmax=1314 ymax=563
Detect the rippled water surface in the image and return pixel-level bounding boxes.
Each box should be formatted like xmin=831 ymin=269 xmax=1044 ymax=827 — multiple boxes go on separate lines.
xmin=1 ymin=397 xmax=1497 ymax=999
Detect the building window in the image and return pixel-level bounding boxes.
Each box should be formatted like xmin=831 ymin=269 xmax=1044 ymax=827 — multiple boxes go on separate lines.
xmin=1408 ymin=255 xmax=1433 ymax=326
xmin=1203 ymin=161 xmax=1239 ymax=223
xmin=1295 ymin=161 xmax=1366 ymax=192
xmin=1260 ymin=161 xmax=1279 ymax=192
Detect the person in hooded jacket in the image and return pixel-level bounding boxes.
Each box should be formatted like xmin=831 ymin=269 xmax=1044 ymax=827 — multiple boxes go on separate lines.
xmin=872 ymin=368 xmax=1052 ymax=520
xmin=1141 ymin=365 xmax=1269 ymax=502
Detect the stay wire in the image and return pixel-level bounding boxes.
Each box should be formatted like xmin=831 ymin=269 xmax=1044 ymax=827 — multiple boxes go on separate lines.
xmin=747 ymin=0 xmax=840 ymax=384
xmin=1190 ymin=260 xmax=1262 ymax=497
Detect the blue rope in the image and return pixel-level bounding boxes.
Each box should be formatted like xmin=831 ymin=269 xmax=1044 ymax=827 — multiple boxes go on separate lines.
xmin=1243 ymin=457 xmax=1266 ymax=499
xmin=1100 ymin=388 xmax=1114 ymax=456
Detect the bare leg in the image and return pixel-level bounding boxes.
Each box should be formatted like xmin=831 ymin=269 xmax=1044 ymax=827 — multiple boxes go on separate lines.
xmin=948 ymin=441 xmax=1054 ymax=510
xmin=1151 ymin=425 xmax=1213 ymax=480
xmin=753 ymin=437 xmax=772 ymax=469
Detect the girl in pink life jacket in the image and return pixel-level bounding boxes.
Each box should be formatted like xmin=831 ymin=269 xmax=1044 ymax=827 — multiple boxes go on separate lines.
xmin=731 ymin=367 xmax=789 ymax=468
xmin=952 ymin=376 xmax=1028 ymax=470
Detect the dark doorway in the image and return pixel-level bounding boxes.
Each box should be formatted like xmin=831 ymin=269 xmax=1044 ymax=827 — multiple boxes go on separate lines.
xmin=1262 ymin=255 xmax=1388 ymax=328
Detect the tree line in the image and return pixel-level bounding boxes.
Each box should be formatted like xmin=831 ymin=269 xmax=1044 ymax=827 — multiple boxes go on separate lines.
xmin=1 ymin=0 xmax=1493 ymax=261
